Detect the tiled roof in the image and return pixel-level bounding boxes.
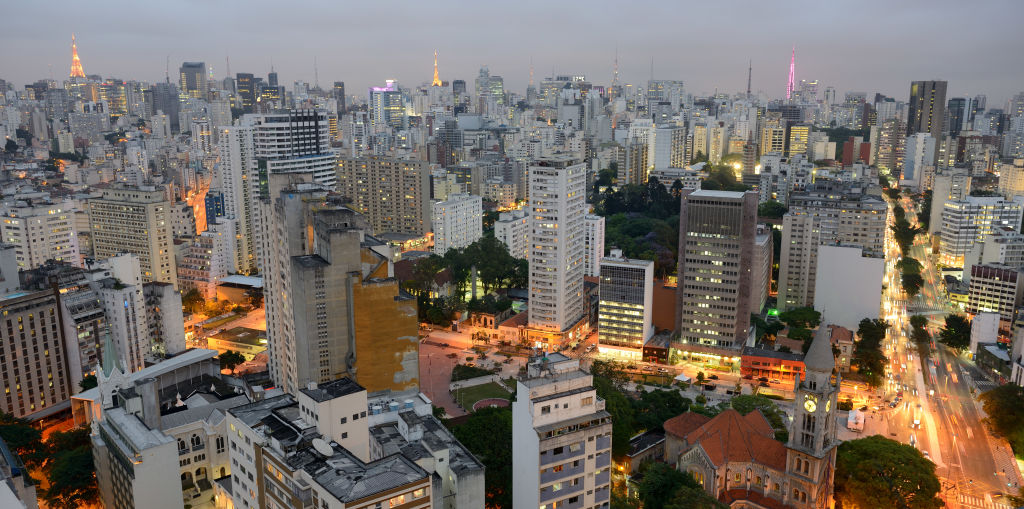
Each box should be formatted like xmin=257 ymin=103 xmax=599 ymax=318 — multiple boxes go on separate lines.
xmin=670 ymin=409 xmax=787 ymax=471
xmin=720 ymin=488 xmax=791 ymax=509
xmin=664 ymin=412 xmax=711 ymax=440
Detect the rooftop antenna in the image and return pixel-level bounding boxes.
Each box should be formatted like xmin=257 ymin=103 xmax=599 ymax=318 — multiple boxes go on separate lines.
xmin=612 ymin=46 xmax=619 ymax=88
xmin=529 ymin=56 xmax=534 ymax=87
xmin=226 ymin=54 xmax=231 ymax=78
xmin=314 ymin=55 xmax=320 ymax=88
xmin=165 ymin=55 xmax=170 ymax=84
xmin=747 ymin=59 xmax=752 ymax=98
xmin=650 ymin=56 xmax=654 ymax=82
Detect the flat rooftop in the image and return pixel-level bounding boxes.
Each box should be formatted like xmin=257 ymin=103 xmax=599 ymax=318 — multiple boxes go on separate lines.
xmin=300 ymin=377 xmax=366 ymax=403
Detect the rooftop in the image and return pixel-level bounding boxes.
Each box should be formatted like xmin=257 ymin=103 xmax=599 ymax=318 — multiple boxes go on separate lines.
xmin=304 ymin=446 xmax=428 ymax=503
xmin=370 ymin=410 xmax=484 ymax=475
xmin=300 ymin=377 xmax=366 ymax=403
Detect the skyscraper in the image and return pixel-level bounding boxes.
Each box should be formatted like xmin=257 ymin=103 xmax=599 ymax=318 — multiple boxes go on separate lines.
xmin=178 ymin=62 xmax=208 ymax=99
xmin=336 ymin=156 xmax=431 ymax=235
xmin=431 ymin=193 xmax=482 ymax=255
xmin=786 ymin=46 xmax=796 ymax=100
xmin=676 ymin=190 xmax=767 ymax=356
xmin=250 ymin=109 xmax=337 ymax=193
xmin=947 ymin=97 xmax=967 ymax=136
xmin=597 ymin=249 xmax=654 ymax=359
xmin=333 ymin=81 xmax=346 ymax=112
xmin=527 ymin=157 xmax=587 ymax=346
xmin=907 ymin=80 xmax=948 ymax=139
xmin=235 ymin=73 xmax=256 ymax=113
xmin=368 ymin=80 xmax=404 ymax=130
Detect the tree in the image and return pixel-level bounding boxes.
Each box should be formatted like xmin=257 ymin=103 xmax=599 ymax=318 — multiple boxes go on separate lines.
xmin=0 ymin=412 xmax=45 ymax=467
xmin=592 ymin=375 xmax=634 ymax=458
xmin=218 ymin=350 xmax=246 ymax=374
xmin=43 ymin=436 xmax=98 ymax=508
xmin=938 ymin=314 xmax=971 ymax=352
xmin=885 ymin=187 xmax=901 ymax=200
xmin=979 ymin=385 xmax=1024 ymax=454
xmin=638 ymin=463 xmax=726 ymax=508
xmin=901 ymin=272 xmax=924 ymax=298
xmin=909 ymin=315 xmax=928 ymax=330
xmin=632 ymin=389 xmax=690 ymax=432
xmin=896 ymin=257 xmax=922 ymax=275
xmin=778 ymin=306 xmax=821 ymax=329
xmin=180 ymin=288 xmax=205 ymax=314
xmin=758 ymin=200 xmax=789 ymax=219
xmin=730 ymin=395 xmax=789 ymax=442
xmin=853 ymin=319 xmax=889 ymax=387
xmin=448 ymin=407 xmax=513 ymax=509
xmin=834 ymin=435 xmax=942 ymax=509
xmin=79 ymin=374 xmax=98 ymax=391
xmin=696 ymin=371 xmax=706 ymax=386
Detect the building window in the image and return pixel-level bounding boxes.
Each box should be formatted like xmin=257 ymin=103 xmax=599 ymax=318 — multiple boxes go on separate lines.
xmin=541 ymin=405 xmax=551 ymax=414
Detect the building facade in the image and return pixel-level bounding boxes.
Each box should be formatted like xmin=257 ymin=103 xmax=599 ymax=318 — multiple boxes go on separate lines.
xmin=583 ymin=214 xmax=606 ymax=278
xmin=336 ymin=156 xmax=431 ymax=235
xmin=88 ymin=184 xmax=177 ymax=287
xmin=431 ymin=193 xmax=482 ymax=255
xmin=495 ymin=209 xmax=529 ymax=259
xmin=597 ymin=249 xmax=654 ymax=359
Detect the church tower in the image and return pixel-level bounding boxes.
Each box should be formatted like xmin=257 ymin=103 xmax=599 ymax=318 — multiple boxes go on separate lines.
xmin=785 ymin=322 xmax=839 ymax=508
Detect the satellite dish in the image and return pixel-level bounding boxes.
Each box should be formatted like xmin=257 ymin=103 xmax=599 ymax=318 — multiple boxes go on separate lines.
xmin=312 ymin=438 xmax=333 ymax=457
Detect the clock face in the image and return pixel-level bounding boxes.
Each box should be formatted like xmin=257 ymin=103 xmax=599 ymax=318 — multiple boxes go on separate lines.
xmin=825 ymin=399 xmax=831 ymax=413
xmin=804 ymin=395 xmax=817 ymax=413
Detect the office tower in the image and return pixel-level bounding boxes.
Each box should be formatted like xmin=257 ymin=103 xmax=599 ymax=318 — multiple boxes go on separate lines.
xmin=217 ymin=125 xmax=258 ymax=274
xmin=583 ymin=214 xmax=606 ymax=277
xmin=336 ymin=156 xmax=431 ymax=235
xmin=874 ymin=118 xmax=906 ymax=174
xmin=88 ymin=184 xmax=177 ymax=288
xmin=235 ymin=73 xmax=256 ymax=113
xmin=902 ymin=133 xmax=936 ymax=188
xmin=251 ymin=109 xmax=337 ymax=191
xmin=597 ymin=249 xmax=654 ymax=359
xmin=948 ymin=97 xmax=967 ymax=136
xmin=999 ymin=159 xmax=1024 ymax=200
xmin=0 ymin=199 xmax=80 ymax=270
xmin=512 ymin=353 xmax=613 ymax=509
xmin=648 ymin=125 xmax=687 ymax=172
xmin=787 ymin=123 xmax=811 ymax=157
xmin=967 ymin=265 xmax=1024 ymax=332
xmin=676 ymin=190 xmax=768 ymax=354
xmin=69 ymin=34 xmax=85 ymax=78
xmin=262 ymin=174 xmax=419 ymax=394
xmin=87 ymin=350 xmax=240 ymax=509
xmin=333 ymin=81 xmax=346 ymax=112
xmin=495 ymin=209 xmax=529 ymax=259
xmin=759 ymin=115 xmax=787 ymax=156
xmin=527 ymin=157 xmax=587 ymax=344
xmin=431 ymin=193 xmax=482 ymax=255
xmin=907 ymin=80 xmax=948 ymax=140
xmin=179 ymin=62 xmax=208 ymax=99
xmin=475 ymin=66 xmax=505 ymax=107
xmin=778 ymin=183 xmax=887 ymax=310
xmin=939 ymin=196 xmax=1024 ymax=267
xmin=368 ymin=80 xmax=404 ymax=130
xmin=0 ymin=287 xmax=72 ymax=420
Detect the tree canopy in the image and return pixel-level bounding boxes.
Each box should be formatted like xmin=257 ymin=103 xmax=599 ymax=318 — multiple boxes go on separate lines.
xmin=757 ymin=200 xmax=788 ymax=219
xmin=835 ymin=435 xmax=943 ymax=509
xmin=42 ymin=427 xmax=98 ymax=508
xmin=448 ymin=407 xmax=513 ymax=508
xmin=979 ymin=385 xmax=1024 ymax=455
xmin=938 ymin=314 xmax=971 ymax=352
xmin=218 ymin=350 xmax=246 ymax=374
xmin=729 ymin=395 xmax=789 ymax=442
xmin=853 ymin=318 xmax=889 ymax=387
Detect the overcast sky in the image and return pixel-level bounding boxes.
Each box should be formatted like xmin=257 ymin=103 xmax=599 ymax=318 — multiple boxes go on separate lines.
xmin=2 ymin=1 xmax=1022 ymax=105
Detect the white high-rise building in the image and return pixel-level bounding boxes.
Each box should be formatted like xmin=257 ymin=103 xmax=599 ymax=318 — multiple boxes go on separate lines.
xmin=190 ymin=119 xmax=213 ymax=155
xmin=528 ymin=157 xmax=587 ymax=341
xmin=431 ymin=193 xmax=482 ymax=255
xmin=902 ymin=133 xmax=935 ymax=190
xmin=495 ymin=209 xmax=529 ymax=259
xmin=583 ymin=214 xmax=605 ymax=277
xmin=0 ymin=199 xmax=81 ymax=270
xmin=512 ymin=353 xmax=613 ymax=509
xmin=250 ymin=109 xmax=337 ymax=190
xmin=217 ymin=125 xmax=258 ymax=274
xmin=88 ymin=184 xmax=177 ymax=288
xmin=647 ymin=125 xmax=686 ymax=173
xmin=940 ymin=196 xmax=1024 ymax=267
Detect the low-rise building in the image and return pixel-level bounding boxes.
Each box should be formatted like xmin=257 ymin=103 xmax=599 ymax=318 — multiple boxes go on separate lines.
xmin=207 ymin=327 xmax=267 ymax=360
xmin=740 ymin=347 xmax=806 ymax=384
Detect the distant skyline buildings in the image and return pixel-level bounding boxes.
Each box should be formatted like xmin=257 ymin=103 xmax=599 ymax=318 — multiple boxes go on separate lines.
xmin=3 ymin=2 xmax=1022 ymax=103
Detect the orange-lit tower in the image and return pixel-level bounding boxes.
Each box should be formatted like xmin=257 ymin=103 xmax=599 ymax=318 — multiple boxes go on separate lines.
xmin=70 ymin=34 xmax=86 ymax=78
xmin=431 ymin=50 xmax=442 ymax=87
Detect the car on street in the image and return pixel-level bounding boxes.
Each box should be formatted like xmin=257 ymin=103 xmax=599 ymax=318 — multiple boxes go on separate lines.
xmin=758 ymin=377 xmax=769 ymax=383
xmin=709 ymin=374 xmax=719 ymax=380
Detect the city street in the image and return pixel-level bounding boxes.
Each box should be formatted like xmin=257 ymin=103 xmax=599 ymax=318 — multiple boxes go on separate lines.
xmin=885 ymin=194 xmax=1020 ymax=508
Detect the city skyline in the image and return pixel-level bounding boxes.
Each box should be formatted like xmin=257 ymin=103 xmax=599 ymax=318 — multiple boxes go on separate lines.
xmin=3 ymin=0 xmax=1023 ymax=102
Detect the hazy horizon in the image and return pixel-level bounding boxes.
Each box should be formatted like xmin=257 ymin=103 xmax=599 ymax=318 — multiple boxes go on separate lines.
xmin=3 ymin=0 xmax=1022 ymax=105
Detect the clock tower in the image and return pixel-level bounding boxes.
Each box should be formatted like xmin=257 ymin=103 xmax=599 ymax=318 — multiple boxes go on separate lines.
xmin=785 ymin=323 xmax=839 ymax=508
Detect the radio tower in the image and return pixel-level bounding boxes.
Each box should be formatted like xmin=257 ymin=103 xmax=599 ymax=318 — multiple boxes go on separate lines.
xmin=69 ymin=34 xmax=86 ymax=78
xmin=431 ymin=50 xmax=443 ymax=87
xmin=786 ymin=46 xmax=796 ymax=100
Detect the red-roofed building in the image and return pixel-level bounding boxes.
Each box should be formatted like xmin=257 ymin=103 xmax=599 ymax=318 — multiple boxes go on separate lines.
xmin=665 ymin=323 xmax=840 ymax=508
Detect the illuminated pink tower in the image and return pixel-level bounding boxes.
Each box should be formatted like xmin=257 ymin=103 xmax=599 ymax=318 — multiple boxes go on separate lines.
xmin=785 ymin=46 xmax=796 ymax=100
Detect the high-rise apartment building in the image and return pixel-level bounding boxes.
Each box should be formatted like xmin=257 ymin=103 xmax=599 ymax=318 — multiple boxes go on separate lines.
xmin=902 ymin=133 xmax=935 ymax=189
xmin=907 ymin=80 xmax=948 ymax=140
xmin=369 ymin=80 xmax=404 ymax=130
xmin=940 ymin=196 xmax=1024 ymax=267
xmin=583 ymin=214 xmax=606 ymax=278
xmin=778 ymin=183 xmax=888 ymax=310
xmin=648 ymin=125 xmax=687 ymax=172
xmin=88 ymin=184 xmax=177 ymax=287
xmin=967 ymin=264 xmax=1024 ymax=333
xmin=333 ymin=81 xmax=346 ymax=112
xmin=1 ymin=199 xmax=80 ymax=270
xmin=999 ymin=159 xmax=1024 ymax=200
xmin=431 ymin=193 xmax=482 ymax=255
xmin=787 ymin=123 xmax=811 ymax=157
xmin=336 ymin=156 xmax=431 ymax=235
xmin=250 ymin=109 xmax=337 ymax=191
xmin=597 ymin=249 xmax=653 ymax=359
xmin=262 ymin=173 xmax=419 ymax=395
xmin=527 ymin=157 xmax=587 ymax=345
xmin=179 ymin=61 xmax=207 ymax=99
xmin=495 ymin=209 xmax=529 ymax=259
xmin=512 ymin=353 xmax=613 ymax=509
xmin=676 ymin=190 xmax=768 ymax=357
xmin=217 ymin=125 xmax=259 ymax=274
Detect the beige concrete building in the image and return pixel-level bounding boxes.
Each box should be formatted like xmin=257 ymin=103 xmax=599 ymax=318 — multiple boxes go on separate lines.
xmin=88 ymin=184 xmax=177 ymax=287
xmin=778 ymin=182 xmax=887 ymax=311
xmin=336 ymin=156 xmax=431 ymax=235
xmin=0 ymin=199 xmax=81 ymax=271
xmin=0 ymin=288 xmax=73 ymax=420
